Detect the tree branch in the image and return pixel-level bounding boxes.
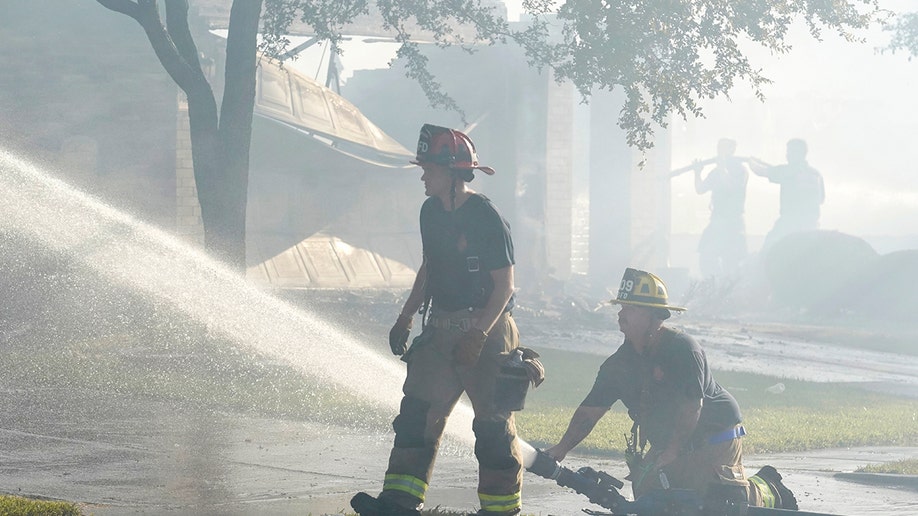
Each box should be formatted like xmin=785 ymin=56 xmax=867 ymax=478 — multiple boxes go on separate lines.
xmin=98 ymin=0 xmax=216 ymax=130
xmin=131 ymin=1 xmax=204 ymax=96
xmin=219 ymin=1 xmax=263 ymax=149
xmin=164 ymin=0 xmax=202 ymax=72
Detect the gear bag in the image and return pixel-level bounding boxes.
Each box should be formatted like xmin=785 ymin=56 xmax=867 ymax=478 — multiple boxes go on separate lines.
xmin=494 ymin=347 xmax=544 ymax=412
xmin=401 ymin=328 xmax=433 ymax=364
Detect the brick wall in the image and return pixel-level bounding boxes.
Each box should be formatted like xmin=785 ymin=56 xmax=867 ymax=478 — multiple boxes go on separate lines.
xmin=0 ymin=1 xmax=179 ymax=229
xmin=174 ymin=97 xmax=205 ymax=244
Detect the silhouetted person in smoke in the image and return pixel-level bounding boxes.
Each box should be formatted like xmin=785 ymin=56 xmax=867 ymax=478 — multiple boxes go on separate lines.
xmin=693 ymin=138 xmax=749 ymax=278
xmin=749 ymin=139 xmax=825 ymax=250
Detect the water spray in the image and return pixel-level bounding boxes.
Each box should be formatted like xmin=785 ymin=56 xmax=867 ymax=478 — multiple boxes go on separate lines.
xmin=0 ymin=148 xmax=481 ymax=441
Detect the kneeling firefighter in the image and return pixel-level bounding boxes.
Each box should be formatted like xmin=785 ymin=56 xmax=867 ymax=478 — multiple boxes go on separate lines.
xmin=351 ymin=124 xmax=543 ymax=516
xmin=543 ymin=268 xmax=798 ymax=512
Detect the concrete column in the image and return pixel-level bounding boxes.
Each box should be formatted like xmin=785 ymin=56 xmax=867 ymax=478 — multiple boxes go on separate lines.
xmin=543 ymin=79 xmax=574 ymax=281
xmin=588 ymin=89 xmax=632 ymax=294
xmin=628 ymin=127 xmax=672 ymax=271
xmin=587 ymin=91 xmax=673 ymax=294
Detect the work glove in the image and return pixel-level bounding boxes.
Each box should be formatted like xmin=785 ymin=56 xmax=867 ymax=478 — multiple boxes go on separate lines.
xmin=388 ymin=314 xmax=413 ymax=356
xmin=519 ymin=347 xmax=546 ymax=388
xmin=454 ymin=328 xmax=488 ymax=367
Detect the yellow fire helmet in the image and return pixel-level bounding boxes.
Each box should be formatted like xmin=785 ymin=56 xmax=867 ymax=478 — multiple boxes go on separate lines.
xmin=610 ymin=268 xmax=686 ymax=312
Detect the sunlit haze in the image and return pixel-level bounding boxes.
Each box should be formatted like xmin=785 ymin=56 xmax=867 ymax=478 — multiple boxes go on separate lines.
xmin=670 ymin=8 xmax=918 ymax=250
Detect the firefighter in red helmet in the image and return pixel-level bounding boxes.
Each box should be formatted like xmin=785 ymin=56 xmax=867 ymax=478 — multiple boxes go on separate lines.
xmin=352 ymin=124 xmax=524 ymax=515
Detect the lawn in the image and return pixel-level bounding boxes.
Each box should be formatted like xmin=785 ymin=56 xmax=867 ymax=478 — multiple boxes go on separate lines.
xmin=857 ymin=458 xmax=918 ymax=475
xmin=515 ymin=347 xmax=918 ymax=456
xmin=0 ymin=496 xmax=81 ymax=516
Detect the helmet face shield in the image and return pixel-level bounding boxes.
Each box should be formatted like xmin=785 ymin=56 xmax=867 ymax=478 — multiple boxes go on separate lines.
xmin=410 ymin=123 xmax=495 ymax=179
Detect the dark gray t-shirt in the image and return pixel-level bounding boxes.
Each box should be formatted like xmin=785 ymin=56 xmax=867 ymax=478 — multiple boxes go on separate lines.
xmin=581 ymin=330 xmax=742 ymax=446
xmin=766 ymin=163 xmax=824 ymax=225
xmin=581 ymin=340 xmax=645 ymax=415
xmin=420 ymin=193 xmax=515 ymax=312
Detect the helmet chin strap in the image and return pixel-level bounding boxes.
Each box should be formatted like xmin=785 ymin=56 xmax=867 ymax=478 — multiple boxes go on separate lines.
xmin=448 ymin=171 xmax=469 ymax=212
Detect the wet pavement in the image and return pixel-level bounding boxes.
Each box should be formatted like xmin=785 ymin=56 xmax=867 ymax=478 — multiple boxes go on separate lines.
xmin=1 ymin=380 xmax=916 ymax=516
xmin=1 ymin=294 xmax=917 ymax=516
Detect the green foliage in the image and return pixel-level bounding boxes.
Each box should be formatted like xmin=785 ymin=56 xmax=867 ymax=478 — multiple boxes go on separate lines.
xmin=0 ymin=496 xmax=82 ymax=516
xmin=741 ymin=404 xmax=918 ymax=454
xmin=260 ymin=0 xmax=879 ymax=149
xmin=857 ymin=457 xmax=918 ymax=475
xmin=886 ymin=11 xmax=918 ymax=58
xmin=515 ymin=347 xmax=918 ymax=456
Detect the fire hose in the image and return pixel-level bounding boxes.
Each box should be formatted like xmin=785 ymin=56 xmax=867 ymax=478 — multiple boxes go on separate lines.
xmin=518 ymin=439 xmax=842 ymax=516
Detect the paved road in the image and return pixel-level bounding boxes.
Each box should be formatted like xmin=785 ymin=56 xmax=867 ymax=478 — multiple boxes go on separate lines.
xmin=1 ymin=384 xmax=915 ymax=515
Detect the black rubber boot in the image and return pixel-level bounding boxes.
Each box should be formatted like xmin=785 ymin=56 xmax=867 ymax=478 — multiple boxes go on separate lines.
xmin=350 ymin=492 xmax=421 ymax=516
xmin=754 ymin=465 xmax=799 ymax=510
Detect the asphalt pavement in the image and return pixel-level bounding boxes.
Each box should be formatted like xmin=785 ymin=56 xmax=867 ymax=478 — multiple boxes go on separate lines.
xmin=0 ymin=380 xmax=916 ymax=516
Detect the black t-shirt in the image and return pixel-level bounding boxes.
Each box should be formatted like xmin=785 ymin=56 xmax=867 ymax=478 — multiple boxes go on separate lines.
xmin=706 ymin=160 xmax=748 ymax=220
xmin=767 ymin=163 xmax=824 ymax=223
xmin=581 ymin=340 xmax=645 ymax=415
xmin=581 ymin=330 xmax=741 ymax=447
xmin=420 ymin=193 xmax=515 ymax=312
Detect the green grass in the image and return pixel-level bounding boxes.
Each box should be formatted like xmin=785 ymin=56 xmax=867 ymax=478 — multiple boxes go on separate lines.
xmin=0 ymin=495 xmax=81 ymax=516
xmin=515 ymin=347 xmax=918 ymax=456
xmin=856 ymin=457 xmax=918 ymax=475
xmin=7 ymin=330 xmax=917 ymax=459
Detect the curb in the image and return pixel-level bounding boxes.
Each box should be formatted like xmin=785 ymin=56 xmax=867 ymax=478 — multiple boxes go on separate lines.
xmin=834 ymin=472 xmax=918 ymax=490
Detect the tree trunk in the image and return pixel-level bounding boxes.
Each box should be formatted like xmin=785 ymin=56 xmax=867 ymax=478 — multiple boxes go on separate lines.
xmin=207 ymin=0 xmax=262 ymax=270
xmin=98 ymin=0 xmax=263 ymax=271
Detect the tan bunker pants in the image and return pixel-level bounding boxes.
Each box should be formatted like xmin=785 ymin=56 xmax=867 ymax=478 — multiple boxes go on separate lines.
xmin=380 ymin=311 xmax=523 ymax=514
xmin=632 ymin=431 xmax=779 ymax=508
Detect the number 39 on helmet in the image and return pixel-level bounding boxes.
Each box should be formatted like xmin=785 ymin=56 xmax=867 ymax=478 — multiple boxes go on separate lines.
xmin=610 ymin=268 xmax=686 ymax=319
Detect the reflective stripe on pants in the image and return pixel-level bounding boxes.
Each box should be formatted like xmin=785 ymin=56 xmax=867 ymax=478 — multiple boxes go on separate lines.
xmin=383 ymin=473 xmax=428 ymax=501
xmin=479 ymin=490 xmax=522 ymax=513
xmin=748 ymin=474 xmax=776 ymax=508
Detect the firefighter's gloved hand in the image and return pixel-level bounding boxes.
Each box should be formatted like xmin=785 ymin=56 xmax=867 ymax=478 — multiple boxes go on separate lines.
xmin=454 ymin=328 xmax=488 ymax=367
xmin=388 ymin=314 xmax=413 ymax=356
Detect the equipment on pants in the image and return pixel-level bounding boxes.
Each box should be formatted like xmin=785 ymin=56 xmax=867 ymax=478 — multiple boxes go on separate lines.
xmin=495 ymin=348 xmax=545 ymax=412
xmin=453 ymin=327 xmax=488 ymax=367
xmin=517 ymin=438 xmax=832 ymax=516
xmin=427 ymin=314 xmax=478 ymax=332
xmin=410 ymin=123 xmax=496 ymax=180
xmin=624 ymin=424 xmax=646 ymax=482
